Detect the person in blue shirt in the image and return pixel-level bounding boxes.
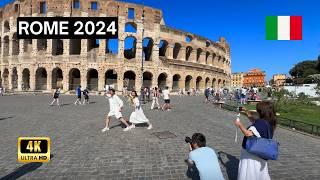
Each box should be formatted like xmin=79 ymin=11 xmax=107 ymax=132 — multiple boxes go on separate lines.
xmin=186 ymin=133 xmax=224 ymax=180
xmin=74 ymin=85 xmax=82 ymax=105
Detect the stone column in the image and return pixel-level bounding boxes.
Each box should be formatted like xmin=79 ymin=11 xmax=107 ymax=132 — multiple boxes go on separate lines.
xmin=47 ymin=39 xmax=52 ymax=56
xmin=167 ymin=74 xmax=173 ymax=91
xmin=98 ymin=70 xmax=104 ymax=91
xmin=80 ymin=70 xmax=87 ymax=89
xmin=200 ymin=52 xmax=206 ymax=64
xmin=179 ymin=78 xmax=185 ymax=92
xmin=98 ymin=39 xmax=106 ymax=56
xmin=32 ymin=39 xmax=37 ymax=57
xmin=190 ymin=50 xmax=197 ymax=63
xmin=208 ymin=54 xmax=213 ymax=66
xmin=166 ymin=45 xmax=173 ymax=59
xmin=118 ymin=38 xmax=124 ymax=59
xmin=47 ymin=69 xmax=52 ymax=90
xmin=63 ymin=69 xmax=69 ymax=91
xmin=30 ymin=66 xmax=36 ymax=90
xmin=8 ymin=36 xmax=13 ymax=56
xmin=7 ymin=67 xmax=12 ymax=90
xmin=179 ymin=47 xmax=186 ymax=61
xmin=17 ymin=67 xmax=22 ymax=91
xmin=63 ymin=39 xmax=70 ymax=56
xmin=117 ymin=71 xmax=123 ymax=92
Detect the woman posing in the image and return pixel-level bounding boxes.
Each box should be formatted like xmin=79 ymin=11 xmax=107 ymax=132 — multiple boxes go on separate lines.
xmin=234 ymin=101 xmax=277 ymax=180
xmin=129 ymin=91 xmax=153 ymax=130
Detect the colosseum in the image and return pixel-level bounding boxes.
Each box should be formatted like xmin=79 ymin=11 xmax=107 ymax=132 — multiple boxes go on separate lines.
xmin=0 ymin=0 xmax=231 ymax=93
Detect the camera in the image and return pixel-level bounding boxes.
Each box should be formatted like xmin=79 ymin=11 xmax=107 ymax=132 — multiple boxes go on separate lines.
xmin=185 ymin=136 xmax=192 ymax=144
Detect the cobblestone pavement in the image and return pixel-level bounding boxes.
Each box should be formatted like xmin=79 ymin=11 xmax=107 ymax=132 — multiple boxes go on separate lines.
xmin=0 ymin=95 xmax=319 ymax=180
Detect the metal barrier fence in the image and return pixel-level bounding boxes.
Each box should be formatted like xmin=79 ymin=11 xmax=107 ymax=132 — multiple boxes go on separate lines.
xmin=221 ymin=103 xmax=320 ymax=136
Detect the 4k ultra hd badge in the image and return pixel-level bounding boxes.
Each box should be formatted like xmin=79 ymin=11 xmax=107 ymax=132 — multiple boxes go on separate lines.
xmin=18 ymin=137 xmax=50 ymax=163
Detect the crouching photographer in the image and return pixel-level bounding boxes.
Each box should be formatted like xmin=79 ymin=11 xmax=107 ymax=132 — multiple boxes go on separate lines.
xmin=185 ymin=133 xmax=224 ymax=180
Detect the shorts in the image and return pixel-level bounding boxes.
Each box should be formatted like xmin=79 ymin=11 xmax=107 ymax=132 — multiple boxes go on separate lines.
xmin=78 ymin=95 xmax=81 ymax=99
xmin=164 ymin=99 xmax=170 ymax=104
xmin=241 ymin=94 xmax=246 ymax=99
xmin=205 ymin=95 xmax=209 ymax=99
xmin=107 ymin=111 xmax=123 ymax=119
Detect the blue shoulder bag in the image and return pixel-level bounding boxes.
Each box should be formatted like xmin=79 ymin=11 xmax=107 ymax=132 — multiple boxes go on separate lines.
xmin=245 ymin=121 xmax=279 ymax=160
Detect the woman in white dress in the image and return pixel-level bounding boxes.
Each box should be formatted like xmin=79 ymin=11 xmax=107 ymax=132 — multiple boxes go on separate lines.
xmin=129 ymin=91 xmax=152 ymax=129
xmin=234 ymin=101 xmax=277 ymax=180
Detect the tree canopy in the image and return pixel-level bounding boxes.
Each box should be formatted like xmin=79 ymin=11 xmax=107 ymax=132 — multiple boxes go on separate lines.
xmin=289 ymin=60 xmax=319 ymax=78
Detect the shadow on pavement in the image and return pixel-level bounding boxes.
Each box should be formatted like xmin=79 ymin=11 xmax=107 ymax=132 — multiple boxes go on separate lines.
xmin=0 ymin=116 xmax=15 ymax=121
xmin=0 ymin=162 xmax=42 ymax=180
xmin=217 ymin=151 xmax=239 ymax=180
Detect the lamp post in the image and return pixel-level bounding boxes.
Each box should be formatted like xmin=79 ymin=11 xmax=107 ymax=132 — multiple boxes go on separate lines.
xmin=140 ymin=2 xmax=145 ymax=102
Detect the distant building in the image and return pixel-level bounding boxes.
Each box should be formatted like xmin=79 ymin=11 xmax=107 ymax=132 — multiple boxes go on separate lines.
xmin=273 ymin=74 xmax=286 ymax=87
xmin=243 ymin=68 xmax=266 ymax=87
xmin=231 ymin=72 xmax=245 ymax=88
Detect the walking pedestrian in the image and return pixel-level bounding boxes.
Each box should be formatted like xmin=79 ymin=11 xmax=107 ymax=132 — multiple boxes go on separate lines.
xmin=151 ymin=87 xmax=160 ymax=110
xmin=83 ymin=88 xmax=89 ymax=105
xmin=101 ymin=88 xmax=131 ymax=132
xmin=161 ymin=86 xmax=171 ymax=111
xmin=50 ymin=88 xmax=61 ymax=106
xmin=204 ymin=87 xmax=210 ymax=103
xmin=129 ymin=90 xmax=152 ymax=130
xmin=74 ymin=85 xmax=82 ymax=105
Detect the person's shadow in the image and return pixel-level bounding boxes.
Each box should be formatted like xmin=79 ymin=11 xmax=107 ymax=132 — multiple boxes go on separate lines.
xmin=217 ymin=151 xmax=239 ymax=180
xmin=0 ymin=162 xmax=42 ymax=180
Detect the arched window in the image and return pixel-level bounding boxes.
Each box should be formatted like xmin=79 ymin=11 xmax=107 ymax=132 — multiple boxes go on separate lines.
xmin=143 ymin=37 xmax=154 ymax=61
xmin=124 ymin=36 xmax=137 ymax=59
xmin=125 ymin=22 xmax=137 ymax=33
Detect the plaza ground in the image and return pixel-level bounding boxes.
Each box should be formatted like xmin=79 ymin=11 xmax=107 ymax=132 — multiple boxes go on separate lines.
xmin=0 ymin=95 xmax=319 ymax=179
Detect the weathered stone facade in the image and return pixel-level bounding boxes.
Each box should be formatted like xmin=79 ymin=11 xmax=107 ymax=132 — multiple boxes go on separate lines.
xmin=0 ymin=0 xmax=231 ymax=92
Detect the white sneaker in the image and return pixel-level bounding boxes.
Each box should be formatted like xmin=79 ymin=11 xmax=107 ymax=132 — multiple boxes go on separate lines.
xmin=101 ymin=127 xmax=110 ymax=132
xmin=130 ymin=124 xmax=136 ymax=129
xmin=147 ymin=124 xmax=153 ymax=130
xmin=123 ymin=127 xmax=131 ymax=131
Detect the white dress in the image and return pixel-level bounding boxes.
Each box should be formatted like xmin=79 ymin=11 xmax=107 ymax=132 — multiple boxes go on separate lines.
xmin=238 ymin=126 xmax=271 ymax=180
xmin=129 ymin=97 xmax=150 ymax=124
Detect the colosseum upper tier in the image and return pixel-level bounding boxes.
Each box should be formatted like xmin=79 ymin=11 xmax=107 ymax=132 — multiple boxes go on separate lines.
xmin=0 ymin=0 xmax=231 ymax=93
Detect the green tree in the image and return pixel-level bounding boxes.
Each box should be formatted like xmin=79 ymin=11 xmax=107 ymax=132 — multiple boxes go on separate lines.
xmin=289 ymin=60 xmax=319 ymax=78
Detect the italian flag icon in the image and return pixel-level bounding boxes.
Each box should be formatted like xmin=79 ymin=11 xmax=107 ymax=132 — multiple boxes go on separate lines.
xmin=266 ymin=16 xmax=302 ymax=40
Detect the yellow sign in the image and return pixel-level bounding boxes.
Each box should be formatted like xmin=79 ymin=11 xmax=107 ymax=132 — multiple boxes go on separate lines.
xmin=18 ymin=137 xmax=50 ymax=163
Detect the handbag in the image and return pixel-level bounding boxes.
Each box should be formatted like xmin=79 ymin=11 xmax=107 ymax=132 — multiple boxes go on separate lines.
xmin=245 ymin=121 xmax=279 ymax=160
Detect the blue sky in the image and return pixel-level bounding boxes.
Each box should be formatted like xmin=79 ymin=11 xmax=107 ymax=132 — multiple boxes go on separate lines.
xmin=2 ymin=0 xmax=319 ymax=80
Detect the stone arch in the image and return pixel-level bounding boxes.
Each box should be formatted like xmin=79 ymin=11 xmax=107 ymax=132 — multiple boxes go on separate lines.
xmin=212 ymin=53 xmax=217 ymax=66
xmin=12 ymin=33 xmax=19 ymax=55
xmin=143 ymin=71 xmax=153 ymax=88
xmin=124 ymin=36 xmax=137 ymax=59
xmin=24 ymin=39 xmax=32 ymax=53
xmin=105 ymin=69 xmax=118 ymax=89
xmin=186 ymin=35 xmax=193 ymax=42
xmin=52 ymin=67 xmax=63 ymax=89
xmin=159 ymin=40 xmax=168 ymax=57
xmin=143 ymin=37 xmax=154 ymax=61
xmin=212 ymin=78 xmax=216 ymax=88
xmin=69 ymin=39 xmax=81 ymax=55
xmin=125 ymin=22 xmax=137 ymax=33
xmin=196 ymin=48 xmax=202 ymax=62
xmin=52 ymin=39 xmax=63 ymax=56
xmin=173 ymin=43 xmax=181 ymax=59
xmin=185 ymin=75 xmax=193 ymax=90
xmin=206 ymin=40 xmax=211 ymax=47
xmin=11 ymin=67 xmax=18 ymax=89
xmin=69 ymin=68 xmax=81 ymax=90
xmin=157 ymin=73 xmax=167 ymax=89
xmin=35 ymin=67 xmax=47 ymax=90
xmin=186 ymin=46 xmax=193 ymax=61
xmin=205 ymin=77 xmax=210 ymax=88
xmin=172 ymin=74 xmax=181 ymax=91
xmin=37 ymin=39 xmax=47 ymax=51
xmin=206 ymin=52 xmax=210 ymax=64
xmin=87 ymin=68 xmax=98 ymax=91
xmin=22 ymin=68 xmax=30 ymax=90
xmin=2 ymin=68 xmax=9 ymax=89
xmin=3 ymin=36 xmax=9 ymax=56
xmin=4 ymin=20 xmax=10 ymax=33
xmin=123 ymin=71 xmax=136 ymax=91
xmin=196 ymin=76 xmax=203 ymax=90
xmin=218 ymin=79 xmax=222 ymax=88
xmin=223 ymin=80 xmax=226 ymax=87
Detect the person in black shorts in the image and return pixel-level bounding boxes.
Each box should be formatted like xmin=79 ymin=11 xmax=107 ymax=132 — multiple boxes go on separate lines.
xmin=50 ymin=88 xmax=61 ymax=106
xmin=83 ymin=88 xmax=89 ymax=105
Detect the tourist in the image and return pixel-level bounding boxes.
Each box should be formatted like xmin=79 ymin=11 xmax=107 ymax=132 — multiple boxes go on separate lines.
xmin=74 ymin=85 xmax=82 ymax=105
xmin=240 ymin=87 xmax=247 ymax=104
xmin=234 ymin=101 xmax=277 ymax=180
xmin=102 ymin=88 xmax=131 ymax=132
xmin=0 ymin=87 xmax=3 ymax=96
xmin=129 ymin=90 xmax=152 ymax=130
xmin=123 ymin=85 xmax=128 ymax=97
xmin=83 ymin=88 xmax=90 ymax=105
xmin=161 ymin=86 xmax=171 ymax=111
xmin=186 ymin=133 xmax=224 ymax=180
xmin=151 ymin=87 xmax=160 ymax=110
xmin=204 ymin=87 xmax=210 ymax=103
xmin=146 ymin=87 xmax=151 ymax=102
xmin=50 ymin=88 xmax=61 ymax=106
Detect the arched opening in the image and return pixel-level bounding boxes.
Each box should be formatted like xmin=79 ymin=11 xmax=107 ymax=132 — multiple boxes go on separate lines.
xmin=3 ymin=36 xmax=9 ymax=56
xmin=125 ymin=22 xmax=137 ymax=33
xmin=186 ymin=35 xmax=192 ymax=43
xmin=106 ymin=39 xmax=118 ymax=54
xmin=35 ymin=67 xmax=47 ymax=90
xmin=143 ymin=37 xmax=153 ymax=61
xmin=24 ymin=39 xmax=32 ymax=53
xmin=12 ymin=33 xmax=19 ymax=55
xmin=158 ymin=73 xmax=167 ymax=89
xmin=69 ymin=68 xmax=81 ymax=90
xmin=212 ymin=53 xmax=217 ymax=66
xmin=159 ymin=40 xmax=168 ymax=57
xmin=123 ymin=71 xmax=136 ymax=91
xmin=52 ymin=39 xmax=63 ymax=56
xmin=172 ymin=74 xmax=181 ymax=91
xmin=105 ymin=70 xmax=118 ymax=89
xmin=87 ymin=69 xmax=98 ymax=91
xmin=4 ymin=20 xmax=10 ymax=33
xmin=143 ymin=71 xmax=153 ymax=88
xmin=206 ymin=52 xmax=210 ymax=64
xmin=185 ymin=75 xmax=193 ymax=90
xmin=22 ymin=68 xmax=30 ymax=90
xmin=212 ymin=78 xmax=216 ymax=88
xmin=196 ymin=76 xmax=203 ymax=90
xmin=52 ymin=68 xmax=63 ymax=89
xmin=196 ymin=48 xmax=202 ymax=62
xmin=206 ymin=40 xmax=211 ymax=47
xmin=69 ymin=39 xmax=81 ymax=55
xmin=205 ymin=77 xmax=210 ymax=88
xmin=2 ymin=69 xmax=9 ymax=89
xmin=173 ymin=43 xmax=181 ymax=59
xmin=11 ymin=67 xmax=18 ymax=89
xmin=223 ymin=80 xmax=226 ymax=87
xmin=87 ymin=39 xmax=99 ymax=52
xmin=37 ymin=39 xmax=47 ymax=51
xmin=124 ymin=36 xmax=137 ymax=59
xmin=186 ymin=46 xmax=193 ymax=61
xmin=218 ymin=79 xmax=222 ymax=88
